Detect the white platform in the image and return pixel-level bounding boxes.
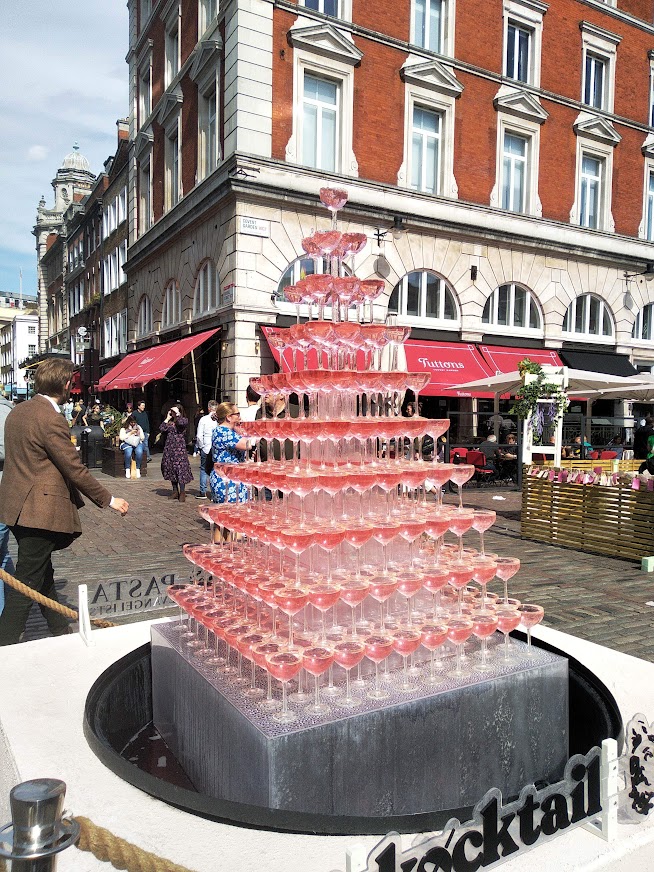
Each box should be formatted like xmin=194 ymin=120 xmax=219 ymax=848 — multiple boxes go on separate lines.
xmin=1 ymin=619 xmax=653 ymax=872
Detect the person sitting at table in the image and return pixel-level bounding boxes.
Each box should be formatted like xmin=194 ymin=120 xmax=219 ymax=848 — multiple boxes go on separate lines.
xmin=570 ymin=435 xmax=591 ymax=458
xmin=499 ymin=433 xmax=518 ymax=481
xmin=605 ymin=435 xmax=624 ymax=460
xmin=476 ymin=434 xmax=500 ymax=472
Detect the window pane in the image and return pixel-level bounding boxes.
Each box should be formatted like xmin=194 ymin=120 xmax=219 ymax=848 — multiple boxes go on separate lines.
xmin=443 ymin=286 xmax=455 ymax=320
xmin=529 ymin=297 xmax=540 ymax=329
xmin=321 ymin=107 xmax=337 ymax=172
xmin=482 ymin=294 xmax=493 ymax=324
xmin=425 ymin=273 xmax=440 ymax=318
xmin=388 ymin=285 xmax=400 ymax=314
xmin=643 ymin=304 xmax=653 ymax=340
xmin=575 ymin=296 xmax=585 ymax=333
xmin=497 ymin=285 xmax=509 ymax=325
xmin=647 ymin=172 xmax=654 ymax=241
xmin=602 ymin=306 xmax=612 ymax=336
xmin=324 ymin=0 xmax=338 ymax=14
xmin=414 ymin=0 xmax=426 ymax=48
xmin=506 ymin=24 xmax=516 ymax=78
xmin=513 ymin=285 xmax=526 ymax=327
xmin=406 ymin=273 xmax=420 ymax=316
xmin=589 ymin=295 xmax=600 ymax=334
xmin=302 ymin=103 xmax=318 ymax=167
xmin=428 ymin=0 xmax=442 ymax=52
xmin=517 ymin=27 xmax=529 ymax=82
xmin=411 ymin=132 xmax=422 ymax=190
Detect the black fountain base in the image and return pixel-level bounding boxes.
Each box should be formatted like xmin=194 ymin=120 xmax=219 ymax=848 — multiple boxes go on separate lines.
xmin=83 ymin=629 xmax=622 ymax=835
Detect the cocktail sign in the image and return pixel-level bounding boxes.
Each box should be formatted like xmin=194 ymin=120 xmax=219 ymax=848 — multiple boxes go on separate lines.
xmin=620 ymin=713 xmax=654 ymax=823
xmin=347 ymin=743 xmax=620 ymax=872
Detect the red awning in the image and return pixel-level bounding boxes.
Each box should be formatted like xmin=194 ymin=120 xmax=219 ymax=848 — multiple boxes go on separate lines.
xmin=479 ymin=344 xmax=562 ymax=375
xmin=403 ymin=340 xmax=494 ymax=398
xmin=99 ymin=329 xmax=219 ymax=391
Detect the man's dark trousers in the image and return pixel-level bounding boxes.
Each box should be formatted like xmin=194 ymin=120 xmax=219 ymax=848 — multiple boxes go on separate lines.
xmin=0 ymin=526 xmax=72 ymax=645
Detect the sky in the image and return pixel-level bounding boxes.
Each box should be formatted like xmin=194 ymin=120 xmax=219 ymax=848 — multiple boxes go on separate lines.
xmin=0 ymin=2 xmax=129 ymax=296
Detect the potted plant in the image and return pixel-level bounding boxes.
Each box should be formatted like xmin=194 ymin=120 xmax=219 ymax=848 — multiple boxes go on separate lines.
xmin=510 ymin=359 xmax=569 ymax=441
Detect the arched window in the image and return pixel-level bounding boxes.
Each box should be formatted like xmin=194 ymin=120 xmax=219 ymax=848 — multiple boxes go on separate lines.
xmin=137 ymin=295 xmax=152 ymax=336
xmin=562 ymin=293 xmax=613 ymax=338
xmin=275 ymin=256 xmax=350 ymax=301
xmin=633 ymin=303 xmax=654 ymax=341
xmin=482 ymin=283 xmax=542 ymax=332
xmin=161 ymin=281 xmax=181 ymax=327
xmin=388 ymin=270 xmax=458 ymax=323
xmin=193 ymin=260 xmax=219 ymax=315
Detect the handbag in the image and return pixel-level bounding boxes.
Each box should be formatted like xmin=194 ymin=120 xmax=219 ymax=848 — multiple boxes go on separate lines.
xmin=204 ymin=452 xmax=215 ymax=474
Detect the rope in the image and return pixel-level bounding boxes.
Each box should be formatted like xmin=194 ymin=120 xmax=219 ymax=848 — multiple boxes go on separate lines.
xmin=75 ymin=816 xmax=198 ymax=872
xmin=0 ymin=817 xmax=198 ymax=872
xmin=0 ymin=567 xmax=117 ymax=629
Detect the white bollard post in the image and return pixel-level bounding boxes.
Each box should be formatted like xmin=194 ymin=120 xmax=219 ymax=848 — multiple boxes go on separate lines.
xmin=77 ymin=584 xmax=94 ymax=647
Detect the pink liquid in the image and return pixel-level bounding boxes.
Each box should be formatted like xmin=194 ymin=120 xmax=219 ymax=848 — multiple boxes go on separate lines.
xmin=448 ymin=565 xmax=475 ymax=590
xmin=448 ymin=515 xmax=475 ymax=536
xmin=253 ymin=641 xmax=281 ymax=668
xmin=237 ymin=632 xmax=266 ymax=656
xmin=364 ymin=635 xmax=394 ymax=663
xmin=495 ymin=559 xmax=520 ymax=581
xmin=496 ymin=611 xmax=521 ymax=633
xmin=279 ymin=529 xmax=316 ymax=553
xmin=343 ymin=524 xmax=375 ymax=547
xmin=449 ymin=465 xmax=475 ymax=487
xmin=421 ymin=570 xmax=449 ymax=592
xmin=333 ymin=641 xmax=365 ymax=669
xmin=471 ymin=561 xmax=497 ymax=584
xmin=421 ymin=624 xmax=448 ymax=649
xmin=396 ymin=574 xmax=423 ymax=596
xmin=267 ymin=652 xmax=303 ymax=682
xmin=372 ymin=524 xmax=401 ymax=545
xmin=519 ymin=605 xmax=545 ymax=628
xmin=472 ymin=511 xmax=496 ymax=533
xmin=392 ymin=630 xmax=422 ymax=656
xmin=307 ymin=585 xmax=342 ymax=611
xmin=368 ymin=577 xmax=398 ymax=602
xmin=447 ymin=620 xmax=474 ymax=644
xmin=339 ymin=581 xmax=369 ymax=606
xmin=472 ymin=616 xmax=498 ymax=638
xmin=274 ymin=589 xmax=308 ymax=615
xmin=424 ymin=517 xmax=452 ymax=538
xmin=302 ymin=647 xmax=334 ymax=676
xmin=398 ymin=519 xmax=428 ymax=541
xmin=317 ymin=528 xmax=347 ymax=550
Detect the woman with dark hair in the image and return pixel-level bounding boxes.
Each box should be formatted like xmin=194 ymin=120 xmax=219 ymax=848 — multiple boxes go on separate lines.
xmin=159 ymin=404 xmax=193 ymax=501
xmin=119 ymin=415 xmax=145 ymax=479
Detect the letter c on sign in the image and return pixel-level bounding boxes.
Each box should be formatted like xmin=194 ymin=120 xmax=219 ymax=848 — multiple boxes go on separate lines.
xmin=451 ymin=830 xmax=483 ymax=872
xmin=416 ymin=846 xmax=452 ymax=872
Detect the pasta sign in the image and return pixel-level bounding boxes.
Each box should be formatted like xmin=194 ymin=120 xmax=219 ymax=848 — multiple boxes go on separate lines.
xmin=358 ymin=747 xmax=607 ymax=872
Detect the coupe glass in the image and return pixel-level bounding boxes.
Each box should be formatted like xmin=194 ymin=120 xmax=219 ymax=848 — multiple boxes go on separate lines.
xmin=363 ymin=633 xmax=394 ymax=700
xmin=471 ymin=510 xmax=496 ymax=556
xmin=494 ymin=556 xmax=521 ymax=603
xmin=303 ymin=645 xmax=335 ymax=715
xmin=266 ymin=650 xmax=303 ymax=724
xmin=449 ymin=464 xmax=476 ymax=510
xmin=517 ymin=603 xmax=544 ymax=655
xmin=392 ymin=627 xmax=422 ymax=691
xmin=496 ymin=606 xmax=521 ymax=662
xmin=471 ymin=611 xmax=498 ymax=670
xmin=420 ymin=622 xmax=448 ymax=683
xmin=446 ymin=617 xmax=474 ymax=678
xmin=332 ymin=639 xmax=365 ymax=708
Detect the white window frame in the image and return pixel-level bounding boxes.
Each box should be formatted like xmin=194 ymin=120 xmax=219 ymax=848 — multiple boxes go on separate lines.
xmin=138 ymin=60 xmax=152 ymax=128
xmin=198 ymin=74 xmax=220 ymax=181
xmin=285 ymin=46 xmax=358 ymax=177
xmin=161 ymin=281 xmax=182 ymax=328
xmin=491 ymin=114 xmax=542 ymax=217
xmin=138 ymin=155 xmax=152 ymax=234
xmin=569 ymin=135 xmax=614 ymax=232
xmin=410 ymin=0 xmax=456 ymax=58
xmin=163 ymin=0 xmax=181 ymax=88
xmin=137 ymin=295 xmax=153 ymax=337
xmin=164 ymin=115 xmax=181 ymax=212
xmin=399 ymin=83 xmax=458 ymax=198
xmin=301 ymin=0 xmax=350 ymax=19
xmin=482 ymin=283 xmax=543 ymax=337
xmin=388 ymin=270 xmax=460 ymax=327
xmin=633 ymin=303 xmax=654 ymax=343
xmin=562 ymin=293 xmax=614 ymax=342
xmin=502 ymin=0 xmax=546 ymax=88
xmin=301 ymin=72 xmax=340 ymax=173
xmin=410 ymin=103 xmax=442 ymax=194
xmin=639 ymin=160 xmax=654 ymax=242
xmin=194 ymin=260 xmax=220 ymax=315
xmin=580 ymin=22 xmax=620 ymax=115
xmin=501 ymin=130 xmax=528 ymax=213
xmin=198 ymin=0 xmax=217 ymax=36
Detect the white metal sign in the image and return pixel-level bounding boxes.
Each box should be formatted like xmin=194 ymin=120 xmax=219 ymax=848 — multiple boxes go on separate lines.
xmin=240 ymin=216 xmax=270 ymax=237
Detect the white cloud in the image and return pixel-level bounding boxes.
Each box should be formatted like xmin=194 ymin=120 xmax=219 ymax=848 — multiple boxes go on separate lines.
xmin=0 ymin=1 xmax=129 ymax=293
xmin=26 ymin=146 xmax=49 ymax=162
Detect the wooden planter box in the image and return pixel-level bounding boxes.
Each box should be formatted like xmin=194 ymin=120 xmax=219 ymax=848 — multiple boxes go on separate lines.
xmin=522 ymin=475 xmax=654 ymax=561
xmin=102 ymin=446 xmax=148 ymax=478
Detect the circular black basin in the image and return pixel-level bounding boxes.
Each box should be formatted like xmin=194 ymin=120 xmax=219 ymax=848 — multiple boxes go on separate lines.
xmin=83 ymin=635 xmax=622 ymax=836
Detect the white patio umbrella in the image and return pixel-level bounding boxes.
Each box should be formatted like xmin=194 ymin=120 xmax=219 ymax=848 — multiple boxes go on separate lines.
xmin=451 ymin=368 xmax=640 ymax=396
xmin=581 ymin=375 xmax=654 ymax=403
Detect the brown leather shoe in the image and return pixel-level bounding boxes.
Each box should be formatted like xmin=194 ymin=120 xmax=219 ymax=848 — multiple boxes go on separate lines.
xmin=179 ymin=492 xmax=186 ymax=502
xmin=170 ymin=492 xmax=179 ymax=499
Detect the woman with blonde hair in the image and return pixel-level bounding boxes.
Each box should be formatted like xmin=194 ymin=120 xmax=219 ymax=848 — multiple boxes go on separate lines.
xmin=209 ymin=402 xmax=249 ymax=503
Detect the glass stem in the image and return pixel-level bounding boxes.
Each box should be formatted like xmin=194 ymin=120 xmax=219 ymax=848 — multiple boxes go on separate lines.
xmin=281 ymin=681 xmax=289 ymax=717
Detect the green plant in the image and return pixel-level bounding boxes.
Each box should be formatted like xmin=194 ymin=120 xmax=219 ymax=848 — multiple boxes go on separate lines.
xmin=101 ymin=406 xmax=124 ymax=440
xmin=510 ymin=359 xmax=569 ymax=438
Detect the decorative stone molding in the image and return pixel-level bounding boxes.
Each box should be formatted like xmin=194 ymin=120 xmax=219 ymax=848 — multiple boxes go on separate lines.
xmin=493 ymin=86 xmax=548 ymax=124
xmin=573 ymin=112 xmax=621 ymax=147
xmin=400 ymin=57 xmax=464 ymax=99
xmin=287 ymin=22 xmax=363 ymax=66
xmin=155 ymin=85 xmax=183 ymax=129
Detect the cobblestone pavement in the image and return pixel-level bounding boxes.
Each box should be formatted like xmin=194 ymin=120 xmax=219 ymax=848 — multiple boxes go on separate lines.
xmin=8 ymin=467 xmax=653 ymax=661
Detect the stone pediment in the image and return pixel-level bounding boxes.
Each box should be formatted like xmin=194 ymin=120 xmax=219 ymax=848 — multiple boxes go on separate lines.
xmin=155 ymin=85 xmax=183 ymax=128
xmin=189 ymin=36 xmax=223 ymax=86
xmin=400 ymin=59 xmax=463 ymax=98
xmin=573 ymin=112 xmax=621 ymax=146
xmin=641 ymin=132 xmax=654 ymax=157
xmin=493 ymin=86 xmax=548 ymax=123
xmin=134 ymin=125 xmax=154 ymax=159
xmin=288 ymin=22 xmax=363 ymax=65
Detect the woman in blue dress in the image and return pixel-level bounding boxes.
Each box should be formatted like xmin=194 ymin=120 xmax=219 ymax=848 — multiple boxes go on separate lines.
xmin=209 ymin=402 xmax=250 ymax=503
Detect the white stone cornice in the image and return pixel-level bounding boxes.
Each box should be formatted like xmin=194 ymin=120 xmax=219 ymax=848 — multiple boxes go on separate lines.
xmin=579 ymin=20 xmax=622 ymax=47
xmin=155 ymin=85 xmax=183 ymax=128
xmin=134 ymin=124 xmax=154 ymax=160
xmin=189 ymin=36 xmax=223 ymax=86
xmin=287 ymin=21 xmax=363 ymax=66
xmin=493 ymin=85 xmax=549 ymax=124
xmin=573 ymin=112 xmax=622 ymax=146
xmin=642 ymin=132 xmax=654 ymax=157
xmin=400 ymin=56 xmax=464 ymax=99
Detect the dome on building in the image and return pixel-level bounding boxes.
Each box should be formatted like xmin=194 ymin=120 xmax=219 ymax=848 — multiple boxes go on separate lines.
xmin=61 ymin=143 xmax=91 ymax=172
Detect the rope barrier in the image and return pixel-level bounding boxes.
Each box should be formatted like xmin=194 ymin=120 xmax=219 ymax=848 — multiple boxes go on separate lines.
xmin=75 ymin=816 xmax=198 ymax=872
xmin=0 ymin=567 xmax=117 ymax=629
xmin=0 ymin=816 xmax=198 ymax=872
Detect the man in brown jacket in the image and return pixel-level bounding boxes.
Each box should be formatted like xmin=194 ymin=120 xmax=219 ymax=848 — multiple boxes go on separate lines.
xmin=0 ymin=359 xmax=129 ymax=645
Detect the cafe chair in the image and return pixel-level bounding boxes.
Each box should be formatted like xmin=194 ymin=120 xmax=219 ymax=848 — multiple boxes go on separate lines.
xmin=466 ymin=450 xmax=496 ymax=487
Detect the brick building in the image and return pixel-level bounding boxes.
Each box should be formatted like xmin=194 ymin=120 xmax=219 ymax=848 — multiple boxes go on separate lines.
xmin=111 ymin=0 xmax=654 ymax=434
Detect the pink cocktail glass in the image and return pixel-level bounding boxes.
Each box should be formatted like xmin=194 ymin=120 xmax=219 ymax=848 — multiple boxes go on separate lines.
xmin=392 ymin=627 xmax=422 ymax=691
xmin=302 ymin=645 xmax=334 ymax=715
xmin=449 ymin=464 xmax=476 ymax=510
xmin=420 ymin=622 xmax=448 ymax=683
xmin=447 ymin=617 xmax=474 ymax=678
xmin=495 ymin=556 xmax=520 ymax=603
xmin=364 ymin=634 xmax=394 ymax=700
xmin=496 ymin=606 xmax=521 ymax=662
xmin=517 ymin=603 xmax=544 ymax=655
xmin=266 ymin=650 xmax=303 ymax=724
xmin=333 ymin=639 xmax=365 ymax=708
xmin=471 ymin=510 xmax=496 ymax=557
xmin=472 ymin=611 xmax=498 ymax=670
